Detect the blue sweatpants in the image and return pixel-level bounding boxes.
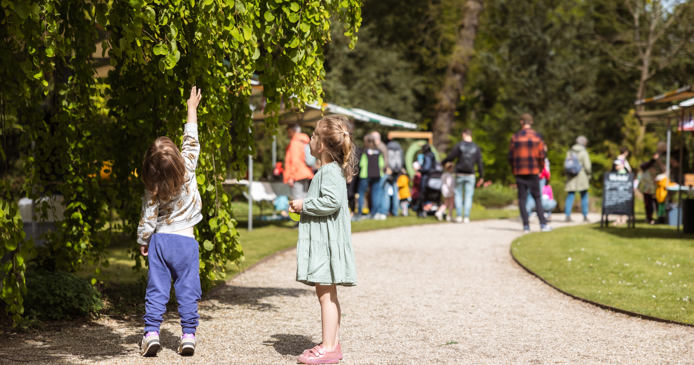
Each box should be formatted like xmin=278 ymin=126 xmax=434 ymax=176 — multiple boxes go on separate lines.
xmin=144 ymin=233 xmax=201 ymax=334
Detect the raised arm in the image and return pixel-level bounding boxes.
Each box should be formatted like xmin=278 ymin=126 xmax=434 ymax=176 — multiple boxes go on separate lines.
xmin=137 ymin=190 xmax=159 ymax=246
xmin=181 ymin=86 xmax=202 ymax=172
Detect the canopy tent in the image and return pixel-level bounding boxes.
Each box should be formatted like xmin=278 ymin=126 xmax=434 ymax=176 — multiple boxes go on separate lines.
xmin=635 ymin=86 xmax=694 ymax=231
xmin=635 ymin=85 xmax=694 ymax=179
xmin=239 ymin=81 xmax=419 ymax=230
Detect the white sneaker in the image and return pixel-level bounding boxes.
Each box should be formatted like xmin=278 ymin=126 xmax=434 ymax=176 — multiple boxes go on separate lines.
xmin=463 ymin=217 xmax=470 ymax=224
xmin=455 ymin=216 xmax=463 ymax=223
xmin=434 ymin=211 xmax=444 ymax=221
xmin=140 ymin=332 xmax=161 ymax=357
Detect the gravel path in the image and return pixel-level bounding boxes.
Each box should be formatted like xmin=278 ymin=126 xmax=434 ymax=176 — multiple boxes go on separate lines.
xmin=4 ymin=215 xmax=694 ymax=364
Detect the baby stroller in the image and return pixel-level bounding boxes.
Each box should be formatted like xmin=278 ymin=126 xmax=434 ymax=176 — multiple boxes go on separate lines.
xmin=418 ymin=161 xmax=443 ymax=217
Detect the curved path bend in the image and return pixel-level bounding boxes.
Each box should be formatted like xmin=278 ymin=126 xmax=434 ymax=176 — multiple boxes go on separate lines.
xmin=4 ymin=215 xmax=694 ymax=364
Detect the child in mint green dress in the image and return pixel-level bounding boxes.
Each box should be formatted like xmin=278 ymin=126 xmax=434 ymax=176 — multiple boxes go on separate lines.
xmin=289 ymin=115 xmax=357 ymax=364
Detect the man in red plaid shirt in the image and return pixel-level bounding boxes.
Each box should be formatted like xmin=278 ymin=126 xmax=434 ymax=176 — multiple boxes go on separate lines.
xmin=509 ymin=113 xmax=551 ymax=232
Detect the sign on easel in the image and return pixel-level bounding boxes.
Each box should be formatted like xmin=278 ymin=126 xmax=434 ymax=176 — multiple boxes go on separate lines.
xmin=601 ymin=172 xmax=635 ymax=228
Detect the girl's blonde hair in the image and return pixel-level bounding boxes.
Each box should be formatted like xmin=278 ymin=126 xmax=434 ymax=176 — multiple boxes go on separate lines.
xmin=142 ymin=136 xmax=186 ymax=201
xmin=315 ymin=115 xmax=357 ymax=182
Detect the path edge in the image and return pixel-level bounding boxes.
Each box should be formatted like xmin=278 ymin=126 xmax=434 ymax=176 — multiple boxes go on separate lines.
xmin=509 ymin=241 xmax=694 ymax=328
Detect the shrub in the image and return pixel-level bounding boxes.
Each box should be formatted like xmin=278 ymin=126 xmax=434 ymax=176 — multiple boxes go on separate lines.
xmin=24 ymin=271 xmax=103 ymax=321
xmin=474 ymin=183 xmax=516 ymax=208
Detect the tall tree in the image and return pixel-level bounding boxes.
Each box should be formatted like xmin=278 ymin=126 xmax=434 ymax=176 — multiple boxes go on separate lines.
xmin=600 ymin=0 xmax=694 ymax=155
xmin=433 ymin=0 xmax=483 ymax=153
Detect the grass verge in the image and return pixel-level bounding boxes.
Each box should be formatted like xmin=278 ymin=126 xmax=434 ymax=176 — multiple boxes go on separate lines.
xmin=511 ymin=224 xmax=694 ymax=325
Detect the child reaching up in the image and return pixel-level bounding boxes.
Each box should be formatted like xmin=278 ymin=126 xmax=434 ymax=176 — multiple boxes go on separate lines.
xmin=137 ymin=86 xmax=203 ymax=357
xmin=289 ymin=115 xmax=357 ymax=364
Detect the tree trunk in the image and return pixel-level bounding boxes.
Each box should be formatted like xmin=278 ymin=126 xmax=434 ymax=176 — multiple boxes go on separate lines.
xmin=432 ymin=0 xmax=483 ymax=153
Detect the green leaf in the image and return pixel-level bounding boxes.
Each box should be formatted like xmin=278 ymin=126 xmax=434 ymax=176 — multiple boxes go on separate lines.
xmin=252 ymin=47 xmax=260 ymax=60
xmin=153 ymin=43 xmax=168 ymax=56
xmin=299 ymin=22 xmax=310 ymax=33
xmin=203 ymin=240 xmax=214 ymax=251
xmin=5 ymin=240 xmax=17 ymax=251
xmin=290 ymin=2 xmax=300 ymax=12
xmin=287 ymin=12 xmax=300 ymax=23
xmin=197 ymin=174 xmax=206 ymax=185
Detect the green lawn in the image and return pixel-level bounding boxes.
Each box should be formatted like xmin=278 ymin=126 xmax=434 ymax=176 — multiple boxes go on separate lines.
xmin=511 ymin=224 xmax=694 ymax=324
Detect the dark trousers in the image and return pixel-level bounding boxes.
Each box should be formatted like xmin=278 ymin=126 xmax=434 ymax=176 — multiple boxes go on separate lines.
xmin=515 ymin=174 xmax=547 ymax=227
xmin=144 ymin=233 xmax=202 ymax=334
xmin=643 ymin=193 xmax=656 ymax=222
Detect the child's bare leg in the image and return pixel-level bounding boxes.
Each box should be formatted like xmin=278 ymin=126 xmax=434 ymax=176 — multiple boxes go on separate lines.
xmin=316 ymin=284 xmax=340 ymax=350
xmin=446 ymin=196 xmax=455 ymax=218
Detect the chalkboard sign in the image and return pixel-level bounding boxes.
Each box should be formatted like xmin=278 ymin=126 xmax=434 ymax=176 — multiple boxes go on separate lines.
xmin=601 ymin=172 xmax=635 ymax=228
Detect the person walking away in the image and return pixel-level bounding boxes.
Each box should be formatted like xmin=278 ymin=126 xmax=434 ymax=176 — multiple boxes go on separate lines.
xmin=137 ymin=86 xmax=203 ymax=357
xmin=442 ymin=129 xmax=484 ymax=223
xmin=435 ymin=162 xmax=456 ymax=221
xmin=370 ymin=131 xmax=390 ymax=219
xmin=289 ymin=115 xmax=357 ymax=364
xmin=385 ymin=139 xmax=404 ymax=216
xmin=357 ymin=134 xmax=385 ymax=219
xmin=284 ymin=124 xmax=315 ymax=200
xmin=508 ymin=113 xmax=551 ymax=232
xmin=396 ymin=168 xmax=411 ymax=216
xmin=564 ymin=135 xmax=592 ymax=222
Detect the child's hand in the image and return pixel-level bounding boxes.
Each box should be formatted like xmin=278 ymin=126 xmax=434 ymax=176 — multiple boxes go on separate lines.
xmin=289 ymin=199 xmax=303 ymax=213
xmin=187 ymin=86 xmax=202 ymax=110
xmin=140 ymin=245 xmax=149 ymax=256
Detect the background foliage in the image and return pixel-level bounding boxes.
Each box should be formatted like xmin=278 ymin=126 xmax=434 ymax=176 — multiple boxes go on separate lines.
xmin=0 ymin=0 xmax=361 ymax=325
xmin=323 ymin=0 xmax=694 ymax=183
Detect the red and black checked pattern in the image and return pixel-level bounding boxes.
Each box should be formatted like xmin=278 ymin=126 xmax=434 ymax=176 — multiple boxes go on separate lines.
xmin=508 ymin=128 xmax=546 ymax=176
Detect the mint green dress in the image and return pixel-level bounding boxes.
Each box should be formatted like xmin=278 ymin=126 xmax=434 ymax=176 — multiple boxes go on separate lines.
xmin=296 ymin=162 xmax=357 ymax=286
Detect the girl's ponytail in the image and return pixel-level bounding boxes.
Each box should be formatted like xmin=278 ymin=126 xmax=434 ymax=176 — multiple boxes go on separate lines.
xmin=316 ymin=115 xmax=357 ymax=182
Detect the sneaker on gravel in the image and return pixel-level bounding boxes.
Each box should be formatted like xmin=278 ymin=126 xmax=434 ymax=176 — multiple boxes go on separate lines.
xmin=523 ymin=225 xmax=531 ymax=233
xmin=178 ymin=333 xmax=196 ymax=356
xmin=298 ymin=344 xmax=342 ymax=364
xmin=541 ymin=225 xmax=552 ymax=232
xmin=140 ymin=331 xmax=160 ymax=357
xmin=463 ymin=217 xmax=470 ymax=224
xmin=455 ymin=216 xmax=463 ymax=223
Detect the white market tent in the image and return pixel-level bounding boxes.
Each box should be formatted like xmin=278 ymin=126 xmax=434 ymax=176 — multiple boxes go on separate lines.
xmin=238 ymin=83 xmax=418 ymax=230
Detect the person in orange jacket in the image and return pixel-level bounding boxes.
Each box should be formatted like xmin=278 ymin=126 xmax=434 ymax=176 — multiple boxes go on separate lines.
xmin=284 ymin=124 xmax=315 ymax=199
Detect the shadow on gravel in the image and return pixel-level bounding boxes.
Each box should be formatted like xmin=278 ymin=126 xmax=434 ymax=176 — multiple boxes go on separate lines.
xmin=205 ymin=285 xmax=313 ymax=311
xmin=263 ymin=333 xmax=316 ymax=356
xmin=2 ymin=320 xmax=139 ymax=364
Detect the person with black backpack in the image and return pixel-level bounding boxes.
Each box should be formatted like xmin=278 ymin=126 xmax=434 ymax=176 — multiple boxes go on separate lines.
xmin=442 ymin=129 xmax=484 ymax=223
xmin=563 ymin=135 xmax=592 ymax=222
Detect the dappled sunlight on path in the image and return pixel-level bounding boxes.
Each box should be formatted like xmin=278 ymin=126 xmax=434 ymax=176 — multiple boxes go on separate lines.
xmin=4 ymin=213 xmax=693 ymax=364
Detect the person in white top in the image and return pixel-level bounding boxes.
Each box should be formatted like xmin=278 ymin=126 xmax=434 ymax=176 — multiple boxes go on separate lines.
xmin=137 ymin=86 xmax=203 ymax=357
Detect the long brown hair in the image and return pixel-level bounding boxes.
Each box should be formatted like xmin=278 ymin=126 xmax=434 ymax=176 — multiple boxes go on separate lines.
xmin=142 ymin=136 xmax=186 ymax=202
xmin=315 ymin=115 xmax=357 ymax=182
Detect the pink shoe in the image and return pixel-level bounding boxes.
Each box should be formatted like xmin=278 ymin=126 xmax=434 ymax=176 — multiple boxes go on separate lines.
xmin=297 ymin=344 xmax=342 ymax=364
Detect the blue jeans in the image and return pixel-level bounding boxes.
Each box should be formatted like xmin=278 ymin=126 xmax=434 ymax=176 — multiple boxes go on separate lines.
xmin=358 ymin=177 xmax=383 ymax=216
xmin=382 ymin=175 xmax=399 ymax=216
xmin=565 ymin=190 xmax=589 ymax=217
xmin=454 ymin=175 xmax=476 ymax=218
xmin=144 ymin=233 xmax=201 ymax=334
xmin=527 ymin=196 xmax=557 ymax=217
